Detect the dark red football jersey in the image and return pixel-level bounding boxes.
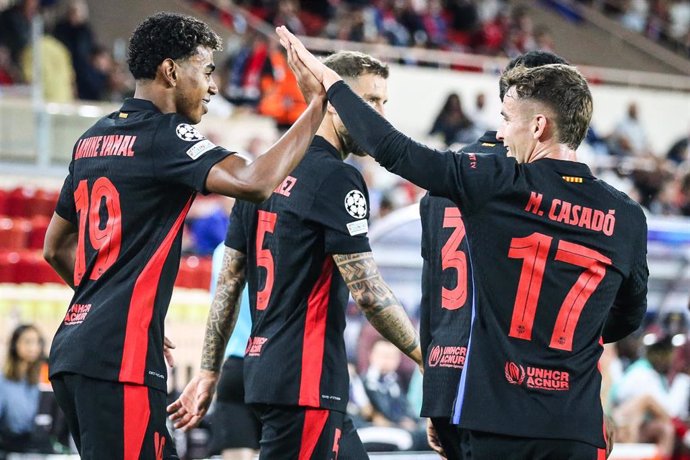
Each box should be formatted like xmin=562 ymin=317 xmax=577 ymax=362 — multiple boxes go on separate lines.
xmin=226 ymin=136 xmax=371 ymax=412
xmin=50 ymin=98 xmax=232 ymax=391
xmin=328 ymin=82 xmax=648 ymax=448
xmin=419 ymin=132 xmax=507 ymax=418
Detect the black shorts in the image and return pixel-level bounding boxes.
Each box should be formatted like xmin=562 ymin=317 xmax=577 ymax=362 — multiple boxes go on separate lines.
xmin=460 ymin=429 xmax=605 ymax=460
xmin=209 ymin=357 xmax=261 ymax=452
xmin=50 ymin=373 xmax=178 ymax=460
xmin=431 ymin=417 xmax=464 ymax=460
xmin=251 ymin=404 xmax=367 ymax=460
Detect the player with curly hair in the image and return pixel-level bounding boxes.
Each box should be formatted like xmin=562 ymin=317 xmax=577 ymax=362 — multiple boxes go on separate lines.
xmin=43 ymin=12 xmax=327 ymax=459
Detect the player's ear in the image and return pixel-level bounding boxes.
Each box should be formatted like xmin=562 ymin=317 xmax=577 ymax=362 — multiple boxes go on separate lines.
xmin=533 ymin=113 xmax=548 ymax=140
xmin=160 ymin=58 xmax=177 ymax=88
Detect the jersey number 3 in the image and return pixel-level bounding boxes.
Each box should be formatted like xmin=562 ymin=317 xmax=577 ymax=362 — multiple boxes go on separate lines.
xmin=74 ymin=178 xmax=122 ymax=286
xmin=441 ymin=207 xmax=468 ymax=310
xmin=508 ymin=232 xmax=611 ymax=351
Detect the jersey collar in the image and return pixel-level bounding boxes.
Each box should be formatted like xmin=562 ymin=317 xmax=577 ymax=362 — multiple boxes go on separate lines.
xmin=537 ymin=158 xmax=595 ymax=179
xmin=119 ymin=98 xmax=162 ymax=114
xmin=311 ymin=135 xmax=342 ymax=160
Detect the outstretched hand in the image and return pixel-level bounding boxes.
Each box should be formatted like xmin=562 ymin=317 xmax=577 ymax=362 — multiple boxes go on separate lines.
xmin=275 ymin=26 xmax=342 ymax=91
xmin=166 ymin=370 xmax=219 ymax=431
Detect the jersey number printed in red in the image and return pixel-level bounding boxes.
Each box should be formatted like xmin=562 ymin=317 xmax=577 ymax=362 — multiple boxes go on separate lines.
xmin=74 ymin=178 xmax=122 ymax=286
xmin=440 ymin=207 xmax=468 ymax=310
xmin=256 ymin=210 xmax=277 ymax=310
xmin=508 ymin=232 xmax=611 ymax=351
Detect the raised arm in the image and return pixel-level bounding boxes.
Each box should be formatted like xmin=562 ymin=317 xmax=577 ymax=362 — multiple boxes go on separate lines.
xmin=333 ymin=252 xmax=422 ymax=367
xmin=43 ymin=213 xmax=77 ymax=289
xmin=167 ymin=246 xmax=247 ymax=430
xmin=205 ymin=39 xmax=327 ymax=202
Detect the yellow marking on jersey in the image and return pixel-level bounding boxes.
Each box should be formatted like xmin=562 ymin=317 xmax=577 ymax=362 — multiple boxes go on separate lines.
xmin=119 ymin=112 xmax=128 ymax=118
xmin=481 ymin=142 xmax=495 ymax=147
xmin=562 ymin=176 xmax=583 ymax=183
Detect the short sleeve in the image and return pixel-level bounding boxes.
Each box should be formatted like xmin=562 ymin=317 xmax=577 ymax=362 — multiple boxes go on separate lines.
xmin=308 ymin=166 xmax=372 ymax=255
xmin=152 ymin=114 xmax=233 ymax=192
xmin=55 ymin=162 xmax=76 ymax=225
xmin=225 ymin=200 xmax=248 ymax=253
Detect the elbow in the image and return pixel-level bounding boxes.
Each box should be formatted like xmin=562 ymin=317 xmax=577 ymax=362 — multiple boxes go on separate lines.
xmin=43 ymin=243 xmax=58 ymax=267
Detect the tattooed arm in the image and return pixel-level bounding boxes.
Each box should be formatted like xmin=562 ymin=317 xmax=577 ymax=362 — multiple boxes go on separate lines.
xmin=167 ymin=247 xmax=247 ymax=430
xmin=333 ymin=252 xmax=422 ymax=367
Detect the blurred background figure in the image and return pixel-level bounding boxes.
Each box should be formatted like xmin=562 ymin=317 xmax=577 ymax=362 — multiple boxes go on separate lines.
xmin=429 ymin=92 xmax=475 ymax=146
xmin=0 ymin=324 xmax=46 ymax=456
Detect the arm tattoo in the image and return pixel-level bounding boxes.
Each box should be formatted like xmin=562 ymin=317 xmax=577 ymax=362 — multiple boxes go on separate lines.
xmin=333 ymin=252 xmax=421 ymax=363
xmin=200 ymin=247 xmax=247 ymax=372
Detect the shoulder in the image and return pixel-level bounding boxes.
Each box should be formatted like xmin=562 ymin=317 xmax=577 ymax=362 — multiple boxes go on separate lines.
xmin=597 ymin=179 xmax=647 ymax=221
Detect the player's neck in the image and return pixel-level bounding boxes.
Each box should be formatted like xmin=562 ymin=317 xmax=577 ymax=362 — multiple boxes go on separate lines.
xmin=133 ymin=82 xmax=176 ymax=115
xmin=316 ymin=124 xmax=345 ymax=160
xmin=527 ymin=143 xmax=578 ymax=163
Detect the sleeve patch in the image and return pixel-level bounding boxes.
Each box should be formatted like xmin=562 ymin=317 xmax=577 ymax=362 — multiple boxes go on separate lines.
xmin=176 ymin=123 xmax=206 ymax=142
xmin=344 ymin=190 xmax=367 ymax=219
xmin=347 ymin=219 xmax=369 ymax=236
xmin=186 ymin=139 xmax=216 ymax=160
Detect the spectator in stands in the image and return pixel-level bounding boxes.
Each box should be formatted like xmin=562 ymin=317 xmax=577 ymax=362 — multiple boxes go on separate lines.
xmin=0 ymin=45 xmax=21 ymax=85
xmin=679 ymin=172 xmax=690 ymax=216
xmin=362 ymin=339 xmax=426 ymax=450
xmin=0 ymin=0 xmax=40 ymax=64
xmin=429 ymin=92 xmax=475 ymax=146
xmin=269 ymin=0 xmax=305 ymax=36
xmin=53 ymin=0 xmax=96 ymax=100
xmin=620 ymin=0 xmax=649 ymax=33
xmin=610 ymin=102 xmax=652 ymax=157
xmin=257 ymin=40 xmax=307 ymax=128
xmin=667 ymin=127 xmax=690 ymax=165
xmin=611 ymin=331 xmax=689 ymax=457
xmin=0 ymin=324 xmax=46 ymax=454
xmin=421 ymin=0 xmax=449 ymax=48
xmin=76 ymin=46 xmax=114 ymax=101
xmin=20 ymin=35 xmax=75 ymax=103
xmin=467 ymin=92 xmax=496 ymax=136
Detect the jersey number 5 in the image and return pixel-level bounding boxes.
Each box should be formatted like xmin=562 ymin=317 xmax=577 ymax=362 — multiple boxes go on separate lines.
xmin=74 ymin=178 xmax=122 ymax=286
xmin=256 ymin=210 xmax=277 ymax=310
xmin=441 ymin=207 xmax=468 ymax=310
xmin=508 ymin=232 xmax=611 ymax=351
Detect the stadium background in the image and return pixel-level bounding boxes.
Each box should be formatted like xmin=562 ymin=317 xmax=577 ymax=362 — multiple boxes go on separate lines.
xmin=0 ymin=0 xmax=689 ymax=458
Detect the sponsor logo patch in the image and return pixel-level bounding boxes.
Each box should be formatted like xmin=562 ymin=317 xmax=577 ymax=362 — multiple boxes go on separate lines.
xmin=176 ymin=123 xmax=205 ymax=141
xmin=185 ymin=139 xmax=216 ymax=160
xmin=428 ymin=345 xmax=466 ymax=368
xmin=344 ymin=190 xmax=367 ymax=219
xmin=504 ymin=361 xmax=570 ymax=391
xmin=347 ymin=219 xmax=368 ymax=236
xmin=63 ymin=303 xmax=92 ymax=325
xmin=246 ymin=336 xmax=268 ymax=357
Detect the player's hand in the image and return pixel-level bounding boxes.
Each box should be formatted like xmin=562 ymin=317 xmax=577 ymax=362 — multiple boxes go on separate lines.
xmin=604 ymin=414 xmax=615 ymax=458
xmin=281 ymin=33 xmax=325 ymax=105
xmin=163 ymin=336 xmax=176 ymax=368
xmin=166 ymin=370 xmax=219 ymax=431
xmin=426 ymin=419 xmax=447 ymax=458
xmin=275 ymin=26 xmax=341 ymax=91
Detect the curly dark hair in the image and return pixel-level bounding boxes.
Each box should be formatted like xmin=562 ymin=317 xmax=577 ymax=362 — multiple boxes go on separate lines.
xmin=127 ymin=12 xmax=222 ymax=80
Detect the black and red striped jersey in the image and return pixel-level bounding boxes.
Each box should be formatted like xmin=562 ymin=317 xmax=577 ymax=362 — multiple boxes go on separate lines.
xmin=49 ymin=98 xmax=232 ymax=391
xmin=327 ymin=81 xmax=648 ymax=448
xmin=225 ymin=136 xmax=371 ymax=412
xmin=419 ymin=132 xmax=507 ymax=418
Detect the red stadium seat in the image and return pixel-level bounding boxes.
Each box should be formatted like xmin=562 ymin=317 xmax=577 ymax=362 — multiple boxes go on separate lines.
xmin=13 ymin=250 xmax=64 ymax=284
xmin=0 ymin=217 xmax=30 ymax=250
xmin=175 ymin=256 xmax=213 ymax=290
xmin=0 ymin=251 xmax=20 ymax=283
xmin=33 ymin=189 xmax=59 ymax=218
xmin=6 ymin=186 xmax=35 ymax=218
xmin=0 ymin=188 xmax=9 ymax=216
xmin=28 ymin=216 xmax=50 ymax=250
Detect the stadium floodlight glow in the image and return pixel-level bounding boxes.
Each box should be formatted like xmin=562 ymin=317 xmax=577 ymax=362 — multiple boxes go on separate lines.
xmin=672 ymin=334 xmax=687 ymax=347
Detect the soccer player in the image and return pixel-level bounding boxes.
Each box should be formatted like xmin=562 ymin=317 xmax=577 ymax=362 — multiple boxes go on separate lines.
xmin=42 ymin=13 xmax=327 ymax=459
xmin=168 ymin=50 xmax=422 ymax=459
xmin=278 ymin=27 xmax=648 ymax=459
xmin=421 ymin=51 xmax=568 ymax=460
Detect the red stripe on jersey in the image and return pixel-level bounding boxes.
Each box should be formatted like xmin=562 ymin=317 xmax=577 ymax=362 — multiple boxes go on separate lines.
xmin=299 ymin=258 xmax=334 ymax=407
xmin=123 ymin=384 xmax=150 ymax=460
xmin=119 ymin=196 xmax=194 ymax=383
xmin=298 ymin=408 xmax=329 ymax=460
xmin=597 ymin=448 xmax=606 ymax=460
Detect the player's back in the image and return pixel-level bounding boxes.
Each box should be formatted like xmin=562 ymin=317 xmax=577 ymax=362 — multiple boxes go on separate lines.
xmin=50 ymin=99 xmax=231 ymax=391
xmin=227 ymin=136 xmax=371 ymax=412
xmin=419 ymin=132 xmax=506 ymax=418
xmin=452 ymin=156 xmax=647 ymax=448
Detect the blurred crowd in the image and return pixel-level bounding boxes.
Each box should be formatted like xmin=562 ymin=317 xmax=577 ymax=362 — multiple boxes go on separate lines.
xmin=0 ymin=0 xmax=133 ymax=102
xmin=577 ymin=0 xmax=690 ymax=57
